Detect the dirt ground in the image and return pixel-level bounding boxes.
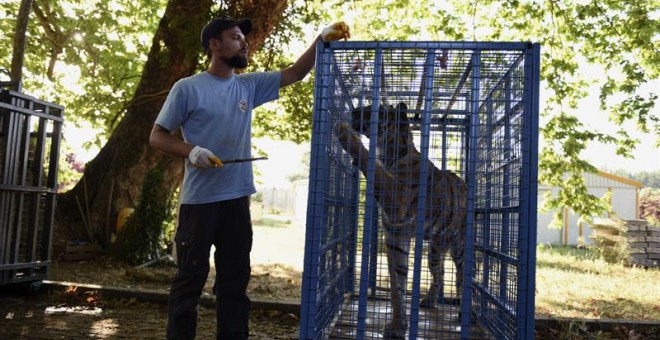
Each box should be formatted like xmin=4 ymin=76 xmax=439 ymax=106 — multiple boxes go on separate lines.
xmin=1 ymin=257 xmax=302 ymax=339
xmin=46 ymin=256 xmax=303 ymax=303
xmin=1 ymin=222 xmax=305 ymax=339
xmin=0 ymin=290 xmax=299 ymax=339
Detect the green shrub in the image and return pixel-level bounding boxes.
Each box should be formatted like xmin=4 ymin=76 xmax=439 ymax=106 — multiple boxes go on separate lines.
xmin=111 ymin=167 xmax=174 ymax=265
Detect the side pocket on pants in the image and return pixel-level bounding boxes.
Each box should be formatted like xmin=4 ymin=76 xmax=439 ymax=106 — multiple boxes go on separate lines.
xmin=173 ymin=205 xmax=208 ymax=277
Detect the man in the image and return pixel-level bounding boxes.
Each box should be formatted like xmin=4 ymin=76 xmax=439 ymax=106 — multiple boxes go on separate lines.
xmin=149 ymin=15 xmax=349 ymax=340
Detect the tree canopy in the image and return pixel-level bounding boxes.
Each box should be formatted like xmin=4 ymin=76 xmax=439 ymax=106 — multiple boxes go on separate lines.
xmin=1 ymin=0 xmax=166 ymax=147
xmin=2 ymin=0 xmax=657 ymax=242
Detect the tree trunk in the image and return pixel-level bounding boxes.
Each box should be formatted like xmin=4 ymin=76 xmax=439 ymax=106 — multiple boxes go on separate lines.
xmin=54 ymin=0 xmax=290 ymax=253
xmin=9 ymin=0 xmax=34 ymax=87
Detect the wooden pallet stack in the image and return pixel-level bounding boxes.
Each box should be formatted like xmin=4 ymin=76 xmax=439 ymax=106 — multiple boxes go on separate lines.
xmin=590 ymin=218 xmax=660 ymax=268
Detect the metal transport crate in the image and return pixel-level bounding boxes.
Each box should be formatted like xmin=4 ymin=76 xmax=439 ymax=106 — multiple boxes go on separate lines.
xmin=1 ymin=82 xmax=63 ymax=287
xmin=300 ymin=41 xmax=540 ymax=339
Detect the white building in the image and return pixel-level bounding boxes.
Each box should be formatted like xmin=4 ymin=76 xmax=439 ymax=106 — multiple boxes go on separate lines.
xmin=536 ymin=171 xmax=643 ymax=245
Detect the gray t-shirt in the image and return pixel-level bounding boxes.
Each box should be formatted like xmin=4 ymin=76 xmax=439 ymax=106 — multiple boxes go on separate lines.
xmin=155 ymin=71 xmax=281 ymax=204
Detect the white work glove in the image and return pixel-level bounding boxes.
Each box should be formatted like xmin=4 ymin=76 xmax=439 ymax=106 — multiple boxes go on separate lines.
xmin=188 ymin=145 xmax=223 ymax=168
xmin=321 ymin=22 xmax=351 ymax=42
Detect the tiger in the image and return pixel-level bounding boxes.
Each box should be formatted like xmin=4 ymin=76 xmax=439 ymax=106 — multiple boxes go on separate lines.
xmin=335 ymin=102 xmax=467 ymax=339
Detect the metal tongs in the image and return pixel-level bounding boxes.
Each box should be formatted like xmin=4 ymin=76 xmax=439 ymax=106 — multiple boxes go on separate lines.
xmin=221 ymin=156 xmax=268 ymax=164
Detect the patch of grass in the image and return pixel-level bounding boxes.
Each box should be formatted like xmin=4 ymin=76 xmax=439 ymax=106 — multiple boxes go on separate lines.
xmin=252 ymin=217 xmax=292 ymax=228
xmin=535 ymin=244 xmax=660 ymax=321
xmin=535 ymin=319 xmax=660 ymax=339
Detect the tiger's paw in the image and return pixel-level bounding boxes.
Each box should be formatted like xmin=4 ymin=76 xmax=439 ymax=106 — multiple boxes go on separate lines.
xmin=420 ymin=296 xmax=436 ymax=309
xmin=336 ymin=122 xmax=353 ymax=134
xmin=336 ymin=123 xmax=360 ymax=145
xmin=383 ymin=320 xmax=407 ymax=339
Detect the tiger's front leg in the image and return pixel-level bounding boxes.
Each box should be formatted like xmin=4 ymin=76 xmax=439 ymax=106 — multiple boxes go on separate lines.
xmin=383 ymin=226 xmax=412 ymax=339
xmin=336 ymin=123 xmax=401 ymax=206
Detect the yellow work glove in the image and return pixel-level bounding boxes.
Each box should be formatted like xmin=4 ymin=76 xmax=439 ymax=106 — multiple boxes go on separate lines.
xmin=321 ymin=22 xmax=351 ymax=42
xmin=188 ymin=145 xmax=223 ymax=168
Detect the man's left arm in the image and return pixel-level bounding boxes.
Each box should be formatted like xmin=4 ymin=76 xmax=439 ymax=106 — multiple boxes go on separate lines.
xmin=280 ymin=22 xmax=350 ymax=88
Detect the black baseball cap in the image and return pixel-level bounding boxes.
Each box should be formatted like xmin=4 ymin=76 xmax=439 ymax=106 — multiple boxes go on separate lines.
xmin=201 ymin=15 xmax=252 ymax=52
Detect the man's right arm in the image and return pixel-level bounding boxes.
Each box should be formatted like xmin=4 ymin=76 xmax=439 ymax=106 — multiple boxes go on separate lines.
xmin=150 ymin=124 xmax=223 ymax=168
xmin=149 ymin=124 xmax=194 ymax=158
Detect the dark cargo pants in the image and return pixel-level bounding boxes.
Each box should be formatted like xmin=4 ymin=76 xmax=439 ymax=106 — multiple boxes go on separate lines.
xmin=166 ymin=196 xmax=253 ymax=340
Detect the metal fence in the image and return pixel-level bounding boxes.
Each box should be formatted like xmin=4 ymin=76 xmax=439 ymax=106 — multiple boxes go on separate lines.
xmin=0 ymin=83 xmax=63 ymax=286
xmin=300 ymin=41 xmax=540 ymax=339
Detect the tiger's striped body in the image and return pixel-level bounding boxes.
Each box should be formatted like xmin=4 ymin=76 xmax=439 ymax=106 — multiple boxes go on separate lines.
xmin=336 ymin=102 xmax=467 ymax=339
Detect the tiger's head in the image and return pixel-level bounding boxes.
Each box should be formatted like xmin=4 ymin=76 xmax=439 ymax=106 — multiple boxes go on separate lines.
xmin=350 ymin=102 xmax=415 ymax=163
xmin=350 ymin=102 xmax=410 ymax=135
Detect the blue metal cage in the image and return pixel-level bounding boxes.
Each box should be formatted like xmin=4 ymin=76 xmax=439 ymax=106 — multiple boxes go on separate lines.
xmin=300 ymin=41 xmax=539 ymax=339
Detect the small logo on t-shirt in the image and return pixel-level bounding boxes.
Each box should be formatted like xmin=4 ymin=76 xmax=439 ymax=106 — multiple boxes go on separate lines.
xmin=239 ymin=99 xmax=248 ymax=113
